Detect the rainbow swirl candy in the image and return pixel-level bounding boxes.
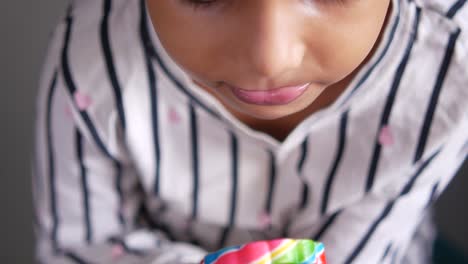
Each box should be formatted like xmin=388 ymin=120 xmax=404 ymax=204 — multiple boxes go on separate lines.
xmin=201 ymin=239 xmax=326 ymax=264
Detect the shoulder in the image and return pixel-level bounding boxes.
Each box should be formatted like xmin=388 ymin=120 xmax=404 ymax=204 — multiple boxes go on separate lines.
xmin=417 ymin=0 xmax=468 ymax=131
xmin=415 ymin=0 xmax=467 ymax=19
xmin=38 ymin=1 xmax=148 ymax=158
xmin=62 ymin=0 xmax=144 ymax=98
xmin=410 ymin=0 xmax=468 ymax=102
xmin=377 ymin=1 xmax=468 ymax=162
xmin=416 ymin=0 xmax=468 ymax=50
xmin=46 ymin=1 xmax=147 ymax=119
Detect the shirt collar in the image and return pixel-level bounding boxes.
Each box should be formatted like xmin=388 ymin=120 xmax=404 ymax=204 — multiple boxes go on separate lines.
xmin=145 ymin=0 xmax=405 ymax=150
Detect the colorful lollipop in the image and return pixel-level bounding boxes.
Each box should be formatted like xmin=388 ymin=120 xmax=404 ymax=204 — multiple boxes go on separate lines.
xmin=201 ymin=239 xmax=326 ymax=264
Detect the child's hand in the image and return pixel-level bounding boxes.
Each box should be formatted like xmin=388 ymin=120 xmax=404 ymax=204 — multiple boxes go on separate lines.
xmin=151 ymin=243 xmax=207 ymax=264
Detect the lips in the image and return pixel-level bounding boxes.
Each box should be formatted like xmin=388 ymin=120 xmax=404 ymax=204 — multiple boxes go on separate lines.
xmin=229 ymin=82 xmax=311 ymax=105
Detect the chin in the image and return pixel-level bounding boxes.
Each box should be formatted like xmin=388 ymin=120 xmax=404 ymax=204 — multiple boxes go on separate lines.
xmin=233 ymin=103 xmax=306 ymax=120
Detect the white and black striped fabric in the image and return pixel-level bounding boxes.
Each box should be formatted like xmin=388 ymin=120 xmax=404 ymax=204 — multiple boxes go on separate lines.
xmin=33 ymin=0 xmax=468 ymax=263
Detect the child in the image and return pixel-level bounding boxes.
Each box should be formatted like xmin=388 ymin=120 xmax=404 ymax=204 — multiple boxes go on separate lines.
xmin=34 ymin=0 xmax=467 ymax=263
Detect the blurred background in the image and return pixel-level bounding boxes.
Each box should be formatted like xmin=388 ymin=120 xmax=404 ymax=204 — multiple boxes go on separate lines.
xmin=0 ymin=1 xmax=467 ymax=263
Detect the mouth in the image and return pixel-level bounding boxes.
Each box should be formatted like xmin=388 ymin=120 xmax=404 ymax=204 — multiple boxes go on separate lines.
xmin=227 ymin=82 xmax=311 ymax=106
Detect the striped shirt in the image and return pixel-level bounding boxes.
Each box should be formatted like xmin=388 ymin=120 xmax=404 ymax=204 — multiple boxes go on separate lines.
xmin=34 ymin=0 xmax=468 ymax=263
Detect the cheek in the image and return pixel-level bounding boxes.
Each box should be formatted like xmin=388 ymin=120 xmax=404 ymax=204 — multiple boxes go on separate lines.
xmin=149 ymin=19 xmax=216 ymax=78
xmin=306 ymin=1 xmax=390 ymax=81
xmin=167 ymin=37 xmax=219 ymax=79
xmin=309 ymin=19 xmax=387 ymax=82
xmin=303 ymin=34 xmax=367 ymax=83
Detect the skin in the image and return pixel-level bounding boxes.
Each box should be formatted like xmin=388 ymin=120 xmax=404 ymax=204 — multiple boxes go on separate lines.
xmin=147 ymin=0 xmax=392 ymax=141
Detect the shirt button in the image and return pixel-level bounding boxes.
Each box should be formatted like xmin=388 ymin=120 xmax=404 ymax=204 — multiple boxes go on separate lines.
xmin=169 ymin=107 xmax=181 ymax=124
xmin=73 ymin=90 xmax=93 ymax=111
xmin=379 ymin=125 xmax=395 ymax=146
xmin=257 ymin=212 xmax=272 ymax=229
xmin=111 ymin=244 xmax=125 ymax=260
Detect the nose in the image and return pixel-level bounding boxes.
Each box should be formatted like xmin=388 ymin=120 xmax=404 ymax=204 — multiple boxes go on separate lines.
xmin=239 ymin=3 xmax=305 ymax=80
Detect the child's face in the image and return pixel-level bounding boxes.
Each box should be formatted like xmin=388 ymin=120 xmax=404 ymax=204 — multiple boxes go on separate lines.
xmin=147 ymin=0 xmax=391 ymax=120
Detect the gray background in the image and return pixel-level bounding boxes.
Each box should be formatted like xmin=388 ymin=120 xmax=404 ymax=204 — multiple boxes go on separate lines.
xmin=0 ymin=1 xmax=467 ymax=263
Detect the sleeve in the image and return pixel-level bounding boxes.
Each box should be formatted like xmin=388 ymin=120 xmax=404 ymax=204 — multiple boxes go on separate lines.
xmin=32 ymin=7 xmax=206 ymax=264
xmin=293 ymin=117 xmax=467 ymax=264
